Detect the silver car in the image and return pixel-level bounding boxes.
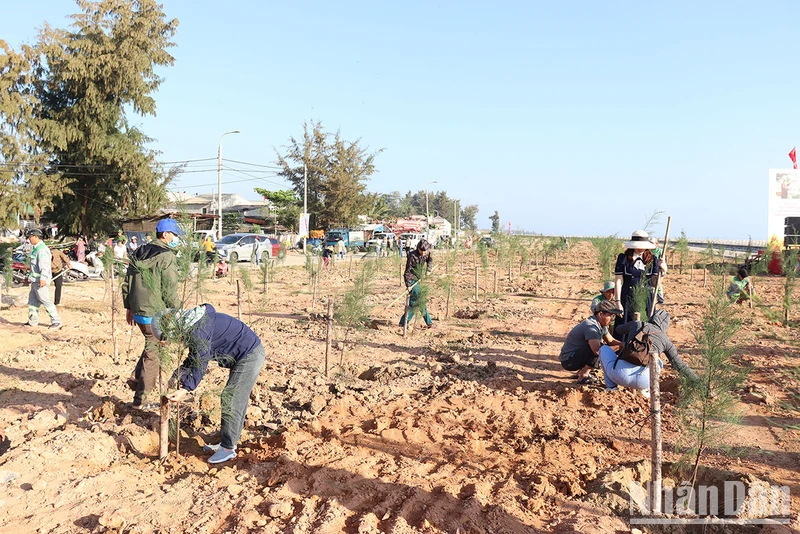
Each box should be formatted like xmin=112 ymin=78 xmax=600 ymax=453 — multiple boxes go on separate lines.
xmin=215 ymin=233 xmax=271 ymax=263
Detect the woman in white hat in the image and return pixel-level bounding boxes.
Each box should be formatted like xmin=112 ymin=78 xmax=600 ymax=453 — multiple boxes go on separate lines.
xmin=613 ymin=230 xmax=661 ymax=337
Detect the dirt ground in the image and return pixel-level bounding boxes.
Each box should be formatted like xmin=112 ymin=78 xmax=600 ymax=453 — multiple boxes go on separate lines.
xmin=0 ymin=242 xmax=799 ymax=534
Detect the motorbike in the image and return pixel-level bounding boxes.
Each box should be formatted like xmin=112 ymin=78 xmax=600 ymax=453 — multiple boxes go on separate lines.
xmin=64 ymin=252 xmax=106 ymax=282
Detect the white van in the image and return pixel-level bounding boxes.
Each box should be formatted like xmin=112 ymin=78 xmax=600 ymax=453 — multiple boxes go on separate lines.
xmin=399 ymin=232 xmax=425 ymax=252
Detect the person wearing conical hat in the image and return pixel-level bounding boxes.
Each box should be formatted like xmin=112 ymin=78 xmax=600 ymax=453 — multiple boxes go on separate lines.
xmin=613 ymin=230 xmax=661 ymax=338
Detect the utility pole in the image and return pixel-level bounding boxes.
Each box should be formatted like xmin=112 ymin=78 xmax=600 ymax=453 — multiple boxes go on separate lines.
xmin=303 ymin=163 xmax=308 ymax=253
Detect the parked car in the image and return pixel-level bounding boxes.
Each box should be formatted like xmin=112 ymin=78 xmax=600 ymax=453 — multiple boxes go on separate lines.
xmin=215 ymin=233 xmax=262 ymax=263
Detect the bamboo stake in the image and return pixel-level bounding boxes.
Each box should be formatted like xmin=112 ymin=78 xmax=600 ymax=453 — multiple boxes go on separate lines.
xmin=703 ymin=268 xmax=707 ymax=288
xmin=110 ymin=263 xmax=118 ymax=364
xmin=325 ymin=299 xmax=333 ymax=377
xmin=159 ymin=396 xmax=170 ymax=459
xmin=236 ymin=280 xmax=242 ymax=321
xmin=493 ymin=269 xmax=498 ymax=294
xmin=349 ymin=256 xmax=353 ymax=277
xmin=399 ymin=259 xmax=404 ymax=287
xmin=446 ymin=285 xmax=451 ymax=319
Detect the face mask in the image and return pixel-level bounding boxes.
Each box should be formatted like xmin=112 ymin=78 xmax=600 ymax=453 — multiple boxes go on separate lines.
xmin=167 ymin=239 xmax=179 ymax=248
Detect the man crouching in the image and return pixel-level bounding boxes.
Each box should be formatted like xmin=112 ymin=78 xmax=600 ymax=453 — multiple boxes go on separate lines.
xmin=558 ymin=299 xmax=623 ymax=384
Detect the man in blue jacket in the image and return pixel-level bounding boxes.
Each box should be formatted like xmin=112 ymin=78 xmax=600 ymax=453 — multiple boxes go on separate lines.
xmin=154 ymin=304 xmax=265 ymax=464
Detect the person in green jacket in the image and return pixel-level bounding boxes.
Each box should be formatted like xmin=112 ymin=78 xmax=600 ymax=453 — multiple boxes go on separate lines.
xmin=121 ymin=218 xmax=183 ymax=407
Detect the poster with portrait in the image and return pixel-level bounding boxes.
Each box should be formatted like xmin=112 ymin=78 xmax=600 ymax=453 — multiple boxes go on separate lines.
xmin=767 ymin=169 xmax=800 ymax=244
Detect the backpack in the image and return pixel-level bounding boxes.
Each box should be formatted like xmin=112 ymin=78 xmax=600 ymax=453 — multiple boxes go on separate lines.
xmin=615 ymin=327 xmax=652 ymax=368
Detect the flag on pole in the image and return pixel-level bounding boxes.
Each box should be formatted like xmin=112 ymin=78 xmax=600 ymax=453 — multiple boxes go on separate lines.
xmin=790 ymin=147 xmax=797 ymax=170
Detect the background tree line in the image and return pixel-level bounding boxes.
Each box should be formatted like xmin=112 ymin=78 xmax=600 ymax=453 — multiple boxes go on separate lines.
xmin=265 ymin=119 xmax=479 ymax=232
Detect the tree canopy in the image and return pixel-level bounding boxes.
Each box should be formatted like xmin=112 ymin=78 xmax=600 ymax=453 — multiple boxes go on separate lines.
xmin=0 ymin=0 xmax=179 ymax=234
xmin=275 ymin=120 xmax=381 ymax=229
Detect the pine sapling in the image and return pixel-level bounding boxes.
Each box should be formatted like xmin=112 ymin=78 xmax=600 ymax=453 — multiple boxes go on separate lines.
xmin=676 ymin=286 xmax=749 ymax=490
xmin=334 ymin=261 xmax=376 ymax=366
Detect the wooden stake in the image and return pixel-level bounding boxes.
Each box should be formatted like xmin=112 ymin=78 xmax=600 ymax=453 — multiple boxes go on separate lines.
xmin=263 ymin=260 xmax=268 ymax=293
xmin=520 ymin=258 xmax=524 ymax=277
xmin=126 ymin=324 xmax=134 ymax=360
xmin=645 ymin=216 xmax=670 ymax=516
xmin=691 ymin=264 xmax=694 ymax=281
xmin=349 ymin=256 xmax=353 ymax=277
xmin=159 ymin=396 xmax=170 ymax=459
xmin=474 ymin=266 xmax=479 ymax=302
xmin=649 ymin=356 xmax=662 ymax=514
xmin=312 ymin=274 xmax=318 ymax=311
xmin=508 ymin=257 xmax=513 ymax=283
xmin=400 ymin=259 xmax=404 ymax=287
xmin=703 ymin=268 xmax=707 ymax=288
xmin=175 ymin=401 xmax=180 ymax=457
xmin=236 ymin=280 xmax=242 ymax=321
xmin=446 ymin=285 xmax=451 ymax=319
xmin=110 ymin=263 xmax=118 ymax=364
xmin=493 ymin=269 xmax=498 ymax=294
xmin=325 ymin=299 xmax=333 ymax=377
xmin=403 ymin=292 xmax=410 ymax=338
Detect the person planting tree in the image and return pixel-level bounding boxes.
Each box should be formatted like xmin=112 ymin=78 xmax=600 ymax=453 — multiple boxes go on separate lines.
xmin=122 ymin=218 xmax=183 ymax=408
xmin=559 ymin=299 xmax=623 ymax=384
xmin=399 ymin=239 xmax=434 ymax=329
xmin=154 ymin=304 xmax=265 ymax=464
xmin=598 ymin=309 xmax=699 ymax=398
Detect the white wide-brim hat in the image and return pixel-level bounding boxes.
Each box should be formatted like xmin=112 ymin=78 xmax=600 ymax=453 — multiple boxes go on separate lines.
xmin=623 ymin=230 xmax=656 ymax=250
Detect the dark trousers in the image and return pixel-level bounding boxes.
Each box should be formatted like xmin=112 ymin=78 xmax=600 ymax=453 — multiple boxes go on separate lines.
xmin=132 ymin=323 xmax=160 ymax=405
xmin=52 ymin=272 xmax=63 ymax=305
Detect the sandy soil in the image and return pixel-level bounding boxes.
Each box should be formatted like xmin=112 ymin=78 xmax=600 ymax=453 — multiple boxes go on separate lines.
xmin=0 ymin=242 xmax=798 ymax=534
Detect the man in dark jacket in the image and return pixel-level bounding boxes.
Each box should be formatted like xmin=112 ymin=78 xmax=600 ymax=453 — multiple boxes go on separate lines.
xmin=399 ymin=239 xmax=434 ymax=328
xmin=121 ymin=218 xmax=183 ymax=406
xmin=156 ymin=304 xmax=265 ymax=464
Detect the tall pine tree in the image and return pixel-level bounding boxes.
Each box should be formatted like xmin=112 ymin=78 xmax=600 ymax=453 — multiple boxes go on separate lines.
xmin=32 ymin=0 xmax=179 ymax=234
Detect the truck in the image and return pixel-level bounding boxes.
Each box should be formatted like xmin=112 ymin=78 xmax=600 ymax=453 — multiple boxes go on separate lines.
xmin=325 ymin=228 xmax=366 ymax=251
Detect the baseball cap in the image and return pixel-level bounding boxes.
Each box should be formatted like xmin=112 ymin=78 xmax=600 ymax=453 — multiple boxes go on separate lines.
xmin=27 ymin=228 xmax=44 ymax=238
xmin=596 ymin=299 xmax=623 ymax=315
xmin=601 ymin=281 xmax=615 ymax=292
xmin=156 ymin=218 xmax=185 ymax=235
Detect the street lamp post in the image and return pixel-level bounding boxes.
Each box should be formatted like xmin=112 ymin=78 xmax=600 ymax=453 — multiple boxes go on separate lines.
xmin=217 ymin=130 xmax=241 ymax=239
xmin=425 ymin=180 xmax=437 ymax=240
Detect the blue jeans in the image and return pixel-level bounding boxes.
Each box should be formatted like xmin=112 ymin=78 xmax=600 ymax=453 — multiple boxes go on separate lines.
xmin=220 ymin=343 xmax=265 ymax=449
xmin=400 ymin=283 xmax=431 ymax=326
xmin=599 ymin=345 xmax=662 ymax=390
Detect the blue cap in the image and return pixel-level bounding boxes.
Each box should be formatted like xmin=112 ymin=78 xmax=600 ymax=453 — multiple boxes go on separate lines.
xmin=156 ymin=218 xmax=184 ymax=235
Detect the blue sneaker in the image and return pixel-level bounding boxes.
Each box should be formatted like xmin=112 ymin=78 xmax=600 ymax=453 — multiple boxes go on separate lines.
xmin=208 ymin=447 xmax=236 ymax=464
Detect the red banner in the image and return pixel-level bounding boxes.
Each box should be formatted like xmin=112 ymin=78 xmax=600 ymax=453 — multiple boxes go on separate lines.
xmin=790 ymin=147 xmax=797 ymax=170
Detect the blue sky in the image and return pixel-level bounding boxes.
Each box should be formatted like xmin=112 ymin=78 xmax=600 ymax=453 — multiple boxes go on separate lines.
xmin=4 ymin=1 xmax=799 ymax=239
